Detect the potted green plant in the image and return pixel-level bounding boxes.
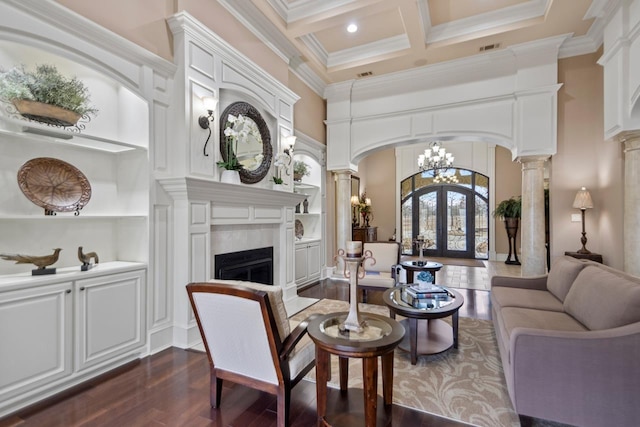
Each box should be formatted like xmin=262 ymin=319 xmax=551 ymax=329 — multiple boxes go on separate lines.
xmin=0 ymin=64 xmax=98 ymax=127
xmin=493 ymin=196 xmax=521 ymax=265
xmin=293 ymin=160 xmax=311 ymax=182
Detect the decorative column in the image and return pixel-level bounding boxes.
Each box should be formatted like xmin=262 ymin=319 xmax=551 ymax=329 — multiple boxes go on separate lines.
xmin=617 ymin=131 xmax=640 ymax=276
xmin=518 ymin=155 xmax=549 ymax=276
xmin=334 ymin=170 xmax=354 ymax=275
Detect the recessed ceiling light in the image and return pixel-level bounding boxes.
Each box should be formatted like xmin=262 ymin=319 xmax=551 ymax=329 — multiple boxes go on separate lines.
xmin=347 ymin=23 xmax=358 ymax=33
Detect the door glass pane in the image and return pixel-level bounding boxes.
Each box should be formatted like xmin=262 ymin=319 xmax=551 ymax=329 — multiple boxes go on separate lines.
xmin=401 ymin=198 xmax=412 ymax=254
xmin=401 ymin=177 xmax=412 ymax=199
xmin=457 ymin=169 xmax=472 ymax=189
xmin=415 ymin=170 xmax=436 ymax=191
xmin=447 ymin=191 xmax=466 ymax=251
xmin=475 ymin=173 xmax=489 ymax=198
xmin=418 ymin=192 xmax=438 ymax=250
xmin=475 ymin=195 xmax=489 ymax=258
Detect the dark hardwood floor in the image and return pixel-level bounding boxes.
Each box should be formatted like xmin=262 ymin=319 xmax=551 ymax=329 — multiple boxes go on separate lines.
xmin=0 ymin=279 xmax=491 ymax=427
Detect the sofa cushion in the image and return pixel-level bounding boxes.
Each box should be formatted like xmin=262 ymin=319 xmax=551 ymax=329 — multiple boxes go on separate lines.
xmin=563 ymin=265 xmax=640 ymax=331
xmin=491 ymin=287 xmax=564 ymax=312
xmin=546 ymin=256 xmax=589 ymax=302
xmin=358 ymin=271 xmax=395 ymax=289
xmin=499 ymin=307 xmax=588 ymax=340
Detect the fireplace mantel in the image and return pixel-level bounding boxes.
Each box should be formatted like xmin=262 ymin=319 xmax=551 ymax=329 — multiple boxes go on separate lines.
xmin=159 ymin=177 xmax=306 ymax=207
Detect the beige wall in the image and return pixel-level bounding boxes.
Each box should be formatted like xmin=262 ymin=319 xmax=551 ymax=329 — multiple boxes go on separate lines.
xmin=359 ymin=148 xmax=397 ymax=242
xmin=289 ymin=72 xmax=326 ymax=143
xmin=54 ymin=0 xmax=326 ymax=143
xmin=554 ymin=50 xmax=623 ymax=268
xmin=494 ymin=146 xmax=523 ymax=256
xmin=55 ymin=0 xmax=175 ymax=61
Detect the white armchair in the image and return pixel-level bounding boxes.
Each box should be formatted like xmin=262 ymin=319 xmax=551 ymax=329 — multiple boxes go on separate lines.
xmin=357 ymin=241 xmax=401 ymax=302
xmin=186 ymin=280 xmax=317 ymax=427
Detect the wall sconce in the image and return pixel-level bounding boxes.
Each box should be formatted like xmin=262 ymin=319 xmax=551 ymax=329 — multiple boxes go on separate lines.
xmin=283 ymin=135 xmax=296 ymax=157
xmin=572 ymin=187 xmax=594 ymax=254
xmin=198 ymin=95 xmax=218 ymax=156
xmin=280 ymin=135 xmax=296 ymax=175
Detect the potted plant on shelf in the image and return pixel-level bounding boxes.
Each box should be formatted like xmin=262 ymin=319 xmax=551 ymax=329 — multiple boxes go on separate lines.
xmin=293 ymin=160 xmax=311 ymax=182
xmin=493 ymin=196 xmax=521 ymax=265
xmin=0 ymin=64 xmax=98 ymax=127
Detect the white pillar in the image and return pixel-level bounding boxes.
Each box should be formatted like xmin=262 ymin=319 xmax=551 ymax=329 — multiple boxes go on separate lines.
xmin=617 ymin=131 xmax=640 ymax=276
xmin=334 ymin=170 xmax=353 ymax=274
xmin=519 ymin=155 xmax=548 ymax=276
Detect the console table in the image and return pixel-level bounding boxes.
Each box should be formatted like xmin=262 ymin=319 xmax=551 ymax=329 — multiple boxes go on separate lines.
xmin=564 ymin=251 xmax=603 ymax=263
xmin=353 ymin=226 xmax=377 ymax=243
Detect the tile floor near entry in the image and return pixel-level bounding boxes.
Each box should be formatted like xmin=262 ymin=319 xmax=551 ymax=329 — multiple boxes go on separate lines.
xmin=400 ymin=257 xmax=522 ymax=291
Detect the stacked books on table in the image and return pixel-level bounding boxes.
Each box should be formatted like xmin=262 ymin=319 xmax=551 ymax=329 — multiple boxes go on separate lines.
xmin=402 ymin=284 xmax=450 ymax=309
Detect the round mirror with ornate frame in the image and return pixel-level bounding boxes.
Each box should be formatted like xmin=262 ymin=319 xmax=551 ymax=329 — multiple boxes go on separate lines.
xmin=219 ymin=101 xmax=272 ymax=184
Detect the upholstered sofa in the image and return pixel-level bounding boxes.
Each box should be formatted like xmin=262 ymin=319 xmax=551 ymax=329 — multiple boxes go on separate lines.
xmin=490 ymin=256 xmax=640 ymax=427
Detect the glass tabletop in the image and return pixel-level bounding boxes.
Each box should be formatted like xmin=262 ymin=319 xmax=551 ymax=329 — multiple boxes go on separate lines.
xmin=389 ymin=285 xmax=456 ymax=311
xmin=319 ymin=314 xmax=393 ymax=342
xmin=401 ymin=260 xmax=443 ymax=268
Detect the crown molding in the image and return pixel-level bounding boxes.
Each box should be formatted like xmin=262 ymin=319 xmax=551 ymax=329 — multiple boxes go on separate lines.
xmin=327 ymin=34 xmax=410 ymax=69
xmin=218 ymin=0 xmax=299 ymax=64
xmin=427 ymin=0 xmax=550 ymax=45
xmin=289 ymin=57 xmax=327 ymax=96
xmin=300 ymin=34 xmax=329 ymax=65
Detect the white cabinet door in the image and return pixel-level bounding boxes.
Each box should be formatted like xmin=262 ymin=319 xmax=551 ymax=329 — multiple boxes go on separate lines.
xmin=307 ymin=241 xmax=321 ymax=281
xmin=75 ymin=270 xmax=146 ymax=371
xmin=295 ymin=244 xmax=308 ymax=282
xmin=0 ymin=282 xmax=72 ymax=408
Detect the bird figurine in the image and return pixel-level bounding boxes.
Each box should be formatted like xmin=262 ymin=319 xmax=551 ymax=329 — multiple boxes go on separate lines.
xmin=78 ymin=246 xmax=99 ymax=271
xmin=0 ymin=248 xmax=62 ymax=271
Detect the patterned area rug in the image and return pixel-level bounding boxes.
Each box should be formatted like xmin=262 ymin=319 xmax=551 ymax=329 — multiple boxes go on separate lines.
xmin=291 ymin=298 xmax=520 ymax=427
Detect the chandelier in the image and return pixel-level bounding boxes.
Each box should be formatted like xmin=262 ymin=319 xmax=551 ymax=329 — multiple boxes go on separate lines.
xmin=417 ymin=142 xmax=454 ymax=171
xmin=417 ymin=142 xmax=457 ymax=183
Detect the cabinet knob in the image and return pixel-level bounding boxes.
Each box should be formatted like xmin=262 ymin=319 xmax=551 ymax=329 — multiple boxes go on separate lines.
xmin=66 ymin=289 xmax=71 ymax=294
xmin=80 ymin=287 xmax=85 ymax=291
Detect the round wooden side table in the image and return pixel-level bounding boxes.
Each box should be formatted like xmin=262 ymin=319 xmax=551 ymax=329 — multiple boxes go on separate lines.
xmin=307 ymin=312 xmax=405 ymax=427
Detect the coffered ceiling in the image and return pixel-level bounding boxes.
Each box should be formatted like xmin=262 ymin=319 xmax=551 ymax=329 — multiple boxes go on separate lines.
xmin=219 ymin=0 xmax=614 ymax=94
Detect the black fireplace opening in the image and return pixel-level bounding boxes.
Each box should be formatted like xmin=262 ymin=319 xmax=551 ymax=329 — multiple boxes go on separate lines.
xmin=214 ymin=247 xmax=274 ymax=285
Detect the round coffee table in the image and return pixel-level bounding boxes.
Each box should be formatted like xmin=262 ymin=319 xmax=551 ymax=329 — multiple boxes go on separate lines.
xmin=400 ymin=260 xmax=443 ymax=283
xmin=307 ymin=312 xmax=405 ymax=427
xmin=383 ymin=285 xmax=463 ymax=365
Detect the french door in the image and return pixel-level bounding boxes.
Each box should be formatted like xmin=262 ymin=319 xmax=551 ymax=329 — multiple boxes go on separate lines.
xmin=401 ymin=169 xmax=489 ymax=259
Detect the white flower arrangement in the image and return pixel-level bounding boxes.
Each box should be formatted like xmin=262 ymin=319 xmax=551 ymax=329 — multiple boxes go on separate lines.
xmin=272 ymin=152 xmax=290 ymax=184
xmin=218 ymin=113 xmax=261 ymax=171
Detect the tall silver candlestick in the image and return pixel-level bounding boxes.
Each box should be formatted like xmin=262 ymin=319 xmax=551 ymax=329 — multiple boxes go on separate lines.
xmin=335 ymin=247 xmax=375 ymax=332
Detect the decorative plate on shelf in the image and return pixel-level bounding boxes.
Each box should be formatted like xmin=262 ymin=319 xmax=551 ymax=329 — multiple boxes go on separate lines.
xmin=17 ymin=157 xmax=91 ymax=214
xmin=295 ymin=219 xmax=304 ymax=239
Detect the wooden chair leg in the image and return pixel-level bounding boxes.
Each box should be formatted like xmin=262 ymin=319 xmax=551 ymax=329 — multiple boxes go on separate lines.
xmin=277 ymin=387 xmax=290 ymax=427
xmin=361 ymin=288 xmax=368 ymax=303
xmin=210 ymin=371 xmax=223 ymax=408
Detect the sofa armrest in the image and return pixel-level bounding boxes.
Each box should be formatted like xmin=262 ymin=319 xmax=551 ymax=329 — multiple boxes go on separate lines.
xmin=507 ymin=322 xmax=640 ymax=425
xmin=491 ymin=274 xmax=547 ymax=290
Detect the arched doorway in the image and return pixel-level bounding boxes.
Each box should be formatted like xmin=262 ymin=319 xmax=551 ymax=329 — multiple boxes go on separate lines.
xmin=401 ymin=168 xmax=489 ymax=259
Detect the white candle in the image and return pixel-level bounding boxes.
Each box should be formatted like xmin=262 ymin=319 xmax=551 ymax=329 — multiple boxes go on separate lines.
xmin=346 ymin=241 xmax=362 ymax=257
